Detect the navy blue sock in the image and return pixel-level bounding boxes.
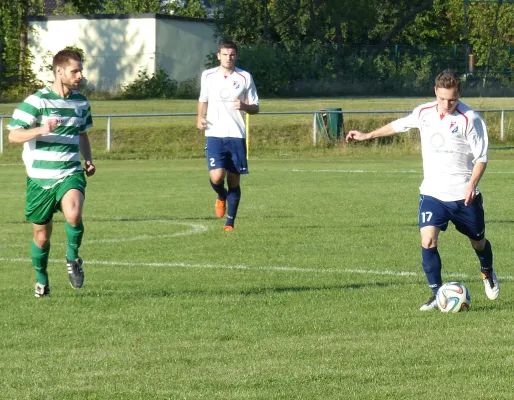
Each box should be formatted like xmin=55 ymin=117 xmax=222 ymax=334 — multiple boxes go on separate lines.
xmin=422 ymin=246 xmax=442 ymax=295
xmin=210 ymin=179 xmax=227 ymax=200
xmin=475 ymin=239 xmax=493 ymax=272
xmin=225 ymin=185 xmax=241 ymax=227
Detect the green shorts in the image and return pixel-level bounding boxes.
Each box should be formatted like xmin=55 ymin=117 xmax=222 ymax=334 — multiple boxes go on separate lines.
xmin=25 ymin=172 xmax=87 ymax=224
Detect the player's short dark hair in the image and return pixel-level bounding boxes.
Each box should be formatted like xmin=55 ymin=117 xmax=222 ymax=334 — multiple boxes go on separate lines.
xmin=435 ymin=70 xmax=461 ymax=93
xmin=218 ymin=40 xmax=238 ymax=54
xmin=53 ymin=50 xmax=82 ymax=74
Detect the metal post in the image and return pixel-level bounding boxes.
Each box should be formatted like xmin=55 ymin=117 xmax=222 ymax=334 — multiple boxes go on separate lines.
xmin=0 ymin=117 xmax=3 ymax=154
xmin=395 ymin=44 xmax=399 ymax=71
xmin=245 ymin=113 xmax=250 ymax=157
xmin=500 ymin=110 xmax=504 ymax=141
xmin=463 ymin=0 xmax=469 ymax=74
xmin=313 ymin=113 xmax=318 ymax=145
xmin=107 ymin=116 xmax=111 ymax=152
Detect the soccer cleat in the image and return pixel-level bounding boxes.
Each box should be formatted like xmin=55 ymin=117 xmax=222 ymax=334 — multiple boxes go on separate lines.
xmin=223 ymin=225 xmax=234 ymax=232
xmin=215 ymin=199 xmax=226 ymax=218
xmin=419 ymin=295 xmax=438 ymax=311
xmin=34 ymin=283 xmax=50 ymax=298
xmin=67 ymin=258 xmax=84 ymax=289
xmin=481 ymin=269 xmax=500 ymax=300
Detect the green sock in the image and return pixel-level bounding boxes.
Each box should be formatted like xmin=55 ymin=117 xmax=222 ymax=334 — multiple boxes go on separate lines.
xmin=31 ymin=241 xmax=50 ymax=286
xmin=65 ymin=221 xmax=84 ymax=261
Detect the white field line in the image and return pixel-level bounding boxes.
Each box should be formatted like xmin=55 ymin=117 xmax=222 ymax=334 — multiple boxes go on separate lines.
xmin=0 ymin=221 xmax=208 ymax=249
xmin=291 ymin=169 xmax=420 ymax=173
xmin=1 ymin=257 xmax=512 ymax=281
xmin=86 ymin=221 xmax=208 ymax=244
xmin=291 ymin=169 xmax=514 ymax=174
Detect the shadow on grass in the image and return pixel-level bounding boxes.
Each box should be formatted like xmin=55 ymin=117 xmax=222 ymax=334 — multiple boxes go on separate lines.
xmin=78 ymin=280 xmax=421 ymax=299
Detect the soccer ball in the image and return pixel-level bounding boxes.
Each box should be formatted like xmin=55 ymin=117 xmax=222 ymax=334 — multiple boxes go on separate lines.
xmin=436 ymin=282 xmax=471 ymax=312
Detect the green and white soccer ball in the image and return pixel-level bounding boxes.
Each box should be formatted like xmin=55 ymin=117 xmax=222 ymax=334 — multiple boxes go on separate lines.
xmin=436 ymin=282 xmax=471 ymax=312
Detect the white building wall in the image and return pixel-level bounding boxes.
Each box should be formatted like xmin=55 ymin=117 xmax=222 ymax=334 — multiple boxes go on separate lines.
xmin=28 ymin=14 xmax=217 ymax=92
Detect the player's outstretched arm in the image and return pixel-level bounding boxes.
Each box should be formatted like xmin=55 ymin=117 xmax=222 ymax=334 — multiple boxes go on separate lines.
xmin=345 ymin=130 xmax=370 ymax=142
xmin=346 ymin=123 xmax=397 ymax=143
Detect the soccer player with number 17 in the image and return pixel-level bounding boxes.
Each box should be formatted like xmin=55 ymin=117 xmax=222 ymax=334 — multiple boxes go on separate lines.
xmin=346 ymin=70 xmax=499 ymax=310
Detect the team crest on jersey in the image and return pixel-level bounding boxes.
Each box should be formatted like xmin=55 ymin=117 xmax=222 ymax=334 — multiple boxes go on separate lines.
xmin=233 ymin=81 xmax=240 ymax=90
xmin=74 ymin=102 xmax=89 ymax=117
xmin=449 ymin=121 xmax=458 ymax=134
xmin=75 ymin=106 xmax=84 ymax=117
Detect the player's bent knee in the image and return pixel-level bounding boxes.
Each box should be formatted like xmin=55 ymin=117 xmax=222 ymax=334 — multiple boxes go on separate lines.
xmin=33 ymin=236 xmax=50 ymax=249
xmin=209 ymin=170 xmax=225 ymax=184
xmin=421 ymin=239 xmax=438 ymax=248
xmin=66 ymin=215 xmax=82 ymax=227
xmin=470 ymin=237 xmax=486 ymax=251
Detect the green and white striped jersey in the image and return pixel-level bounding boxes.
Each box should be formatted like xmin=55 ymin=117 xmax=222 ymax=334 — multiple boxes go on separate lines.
xmin=7 ymin=87 xmax=93 ymax=189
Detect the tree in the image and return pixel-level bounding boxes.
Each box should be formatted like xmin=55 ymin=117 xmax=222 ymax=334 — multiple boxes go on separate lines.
xmin=167 ymin=0 xmax=209 ymax=18
xmin=465 ymin=1 xmax=514 ymax=81
xmin=0 ymin=0 xmax=44 ymax=83
xmin=52 ymin=0 xmax=203 ymax=14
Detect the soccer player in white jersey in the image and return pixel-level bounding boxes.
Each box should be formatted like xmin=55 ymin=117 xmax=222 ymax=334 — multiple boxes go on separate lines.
xmin=197 ymin=40 xmax=259 ymax=231
xmin=7 ymin=49 xmax=96 ymax=297
xmin=345 ymin=70 xmax=499 ymax=310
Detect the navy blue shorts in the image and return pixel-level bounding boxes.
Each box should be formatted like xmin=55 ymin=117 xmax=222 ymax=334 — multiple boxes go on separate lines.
xmin=418 ymin=194 xmax=485 ymax=240
xmin=205 ymin=137 xmax=248 ymax=174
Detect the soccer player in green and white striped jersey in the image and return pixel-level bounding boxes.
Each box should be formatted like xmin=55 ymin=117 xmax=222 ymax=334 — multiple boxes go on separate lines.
xmin=7 ymin=49 xmax=96 ymax=297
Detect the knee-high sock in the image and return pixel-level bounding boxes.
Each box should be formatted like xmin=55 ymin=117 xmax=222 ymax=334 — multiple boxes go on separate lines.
xmin=31 ymin=241 xmax=50 ymax=286
xmin=65 ymin=221 xmax=84 ymax=261
xmin=475 ymin=239 xmax=493 ymax=272
xmin=210 ymin=179 xmax=227 ymax=200
xmin=225 ymin=185 xmax=241 ymax=227
xmin=422 ymin=246 xmax=442 ymax=295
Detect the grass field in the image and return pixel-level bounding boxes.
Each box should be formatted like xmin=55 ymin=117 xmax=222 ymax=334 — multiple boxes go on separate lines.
xmin=1 ymin=154 xmax=514 ymax=399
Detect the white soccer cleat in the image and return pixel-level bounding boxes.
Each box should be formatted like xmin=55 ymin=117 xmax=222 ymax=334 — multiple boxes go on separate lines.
xmin=419 ymin=295 xmax=438 ymax=311
xmin=481 ymin=270 xmax=500 ymax=300
xmin=34 ymin=282 xmax=50 ymax=297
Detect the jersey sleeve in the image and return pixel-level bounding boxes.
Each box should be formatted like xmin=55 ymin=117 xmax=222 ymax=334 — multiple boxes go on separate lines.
xmin=465 ymin=113 xmax=488 ymax=163
xmin=391 ymin=106 xmax=422 ymax=133
xmin=245 ymin=74 xmax=259 ymax=105
xmin=80 ymin=102 xmax=93 ymax=134
xmin=7 ymin=94 xmax=41 ymax=130
xmin=198 ymin=71 xmax=208 ymax=103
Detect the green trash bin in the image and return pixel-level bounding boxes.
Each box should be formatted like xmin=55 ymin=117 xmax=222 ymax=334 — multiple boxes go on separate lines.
xmin=316 ymin=108 xmax=343 ymax=140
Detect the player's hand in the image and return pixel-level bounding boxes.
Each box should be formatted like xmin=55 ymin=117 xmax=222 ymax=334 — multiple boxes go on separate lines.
xmin=345 ymin=130 xmax=369 ymax=143
xmin=84 ymin=160 xmax=96 ymax=177
xmin=233 ymin=98 xmax=243 ymax=110
xmin=40 ymin=118 xmax=58 ymax=135
xmin=464 ymin=186 xmax=476 ymax=206
xmin=197 ymin=117 xmax=207 ymax=130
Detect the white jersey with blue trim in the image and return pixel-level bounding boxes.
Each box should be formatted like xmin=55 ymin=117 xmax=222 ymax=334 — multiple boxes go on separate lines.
xmin=199 ymin=67 xmax=259 ymax=138
xmin=391 ymin=100 xmax=488 ymax=201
